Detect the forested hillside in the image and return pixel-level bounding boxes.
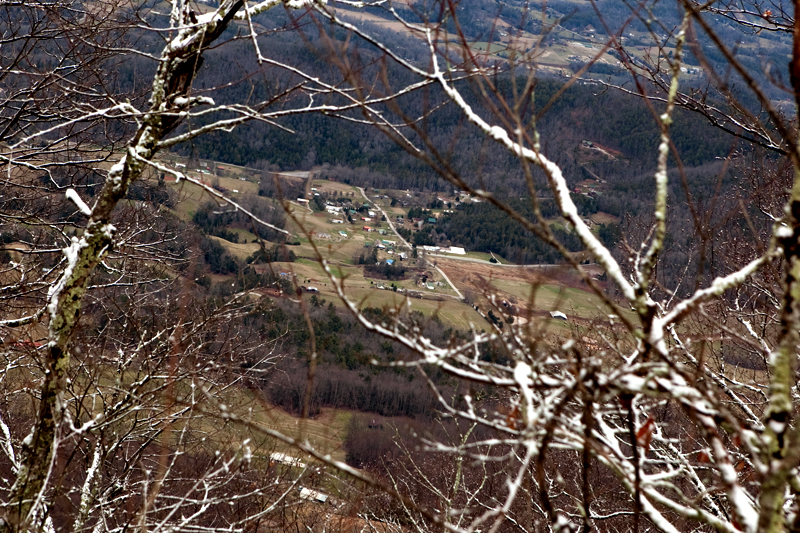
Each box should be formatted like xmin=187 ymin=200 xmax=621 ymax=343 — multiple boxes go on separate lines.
xmin=116 ymin=6 xmax=740 ymax=193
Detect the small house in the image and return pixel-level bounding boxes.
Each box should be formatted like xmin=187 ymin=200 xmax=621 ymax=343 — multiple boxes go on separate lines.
xmin=269 ymin=453 xmax=306 ymax=468
xmin=298 ymin=487 xmax=328 ymax=504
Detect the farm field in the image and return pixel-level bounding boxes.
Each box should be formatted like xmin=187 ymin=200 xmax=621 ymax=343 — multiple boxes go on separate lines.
xmin=204 ymin=383 xmax=354 ymax=462
xmin=155 ymin=165 xmax=621 ymax=329
xmin=490 ymin=279 xmax=608 ymax=318
xmin=435 ymin=257 xmax=625 ymax=321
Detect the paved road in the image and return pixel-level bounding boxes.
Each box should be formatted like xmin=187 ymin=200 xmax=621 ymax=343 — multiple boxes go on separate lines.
xmin=433 ymin=264 xmax=463 ymax=300
xmin=357 ymin=187 xmax=465 ymax=299
xmin=354 ymin=188 xmax=599 ymax=296
xmin=356 ymin=187 xmax=411 ymax=249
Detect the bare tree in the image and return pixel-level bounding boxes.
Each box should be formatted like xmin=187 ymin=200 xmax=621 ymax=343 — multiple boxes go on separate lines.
xmin=0 ymin=0 xmax=423 ymax=530
xmin=4 ymin=0 xmax=800 ymax=532
xmin=256 ymin=1 xmax=800 ymax=531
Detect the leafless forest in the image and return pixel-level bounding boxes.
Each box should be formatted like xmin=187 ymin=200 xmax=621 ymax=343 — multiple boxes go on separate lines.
xmin=2 ymin=0 xmax=800 ymax=532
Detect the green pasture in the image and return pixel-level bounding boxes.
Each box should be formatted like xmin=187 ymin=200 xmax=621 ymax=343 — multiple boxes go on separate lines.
xmin=491 ymin=279 xmax=611 ymax=319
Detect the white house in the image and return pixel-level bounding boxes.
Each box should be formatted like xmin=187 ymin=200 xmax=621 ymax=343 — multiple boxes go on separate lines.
xmin=298 ymin=487 xmax=328 ymax=503
xmin=269 ymin=453 xmax=306 ymax=468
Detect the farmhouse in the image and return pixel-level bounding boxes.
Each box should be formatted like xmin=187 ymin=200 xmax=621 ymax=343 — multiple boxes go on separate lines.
xmin=298 ymin=487 xmax=328 ymax=504
xmin=269 ymin=453 xmax=306 ymax=468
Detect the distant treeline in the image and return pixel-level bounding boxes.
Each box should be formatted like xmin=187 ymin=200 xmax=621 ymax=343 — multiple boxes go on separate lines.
xmin=264 ymin=361 xmax=444 ymax=418
xmin=251 ymin=301 xmax=461 ymax=417
xmin=420 ymin=199 xmax=590 ymax=264
xmin=125 ymin=12 xmax=739 ymax=194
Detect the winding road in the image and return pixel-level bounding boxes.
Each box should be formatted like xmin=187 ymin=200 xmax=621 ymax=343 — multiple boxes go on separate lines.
xmin=357 ymin=187 xmax=463 ymax=300
xmin=356 ymin=187 xmax=411 ymax=249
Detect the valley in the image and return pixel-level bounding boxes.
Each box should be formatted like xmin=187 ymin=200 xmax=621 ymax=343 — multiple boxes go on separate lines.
xmin=154 ymin=150 xmax=621 ymax=333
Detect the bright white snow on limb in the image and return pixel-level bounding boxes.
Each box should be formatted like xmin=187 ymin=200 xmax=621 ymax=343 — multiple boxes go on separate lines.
xmin=65 ymin=189 xmax=92 ymax=216
xmin=422 ymin=30 xmax=636 ymax=304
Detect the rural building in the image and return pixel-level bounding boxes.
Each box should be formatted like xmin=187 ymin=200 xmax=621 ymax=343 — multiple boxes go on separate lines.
xmin=269 ymin=453 xmax=306 ymax=468
xmin=298 ymin=487 xmax=328 ymax=504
